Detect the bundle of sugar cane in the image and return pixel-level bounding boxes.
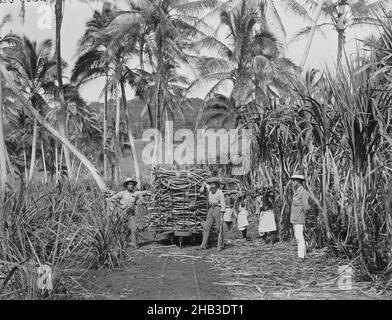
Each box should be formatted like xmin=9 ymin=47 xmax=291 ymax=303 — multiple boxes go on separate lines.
xmin=146 ymin=166 xmax=243 ymax=232
xmin=146 ymin=167 xmax=211 ymax=232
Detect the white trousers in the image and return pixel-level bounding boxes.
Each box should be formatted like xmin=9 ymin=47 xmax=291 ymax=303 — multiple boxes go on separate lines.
xmin=293 ymin=224 xmax=306 ymax=258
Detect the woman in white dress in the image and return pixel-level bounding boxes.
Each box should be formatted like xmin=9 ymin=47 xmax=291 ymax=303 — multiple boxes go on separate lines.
xmin=256 ymin=187 xmax=278 ymax=244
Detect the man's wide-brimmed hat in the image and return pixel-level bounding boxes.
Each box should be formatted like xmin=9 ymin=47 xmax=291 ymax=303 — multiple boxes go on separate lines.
xmin=290 ymin=174 xmax=305 ymax=181
xmin=207 ymin=177 xmax=221 ymax=185
xmin=123 ymin=177 xmax=137 ymax=188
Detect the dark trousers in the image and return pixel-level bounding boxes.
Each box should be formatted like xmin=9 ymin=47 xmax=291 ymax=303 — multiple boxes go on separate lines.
xmin=200 ymin=206 xmax=223 ymax=249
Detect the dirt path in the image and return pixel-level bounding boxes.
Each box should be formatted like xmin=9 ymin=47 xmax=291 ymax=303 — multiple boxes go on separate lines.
xmin=71 ymin=244 xmax=231 ymax=300
xmin=69 ymin=229 xmax=391 ymax=300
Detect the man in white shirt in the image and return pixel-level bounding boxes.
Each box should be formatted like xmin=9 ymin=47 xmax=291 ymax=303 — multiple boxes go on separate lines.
xmin=107 ymin=177 xmax=150 ymax=249
xmin=197 ymin=177 xmax=226 ymax=251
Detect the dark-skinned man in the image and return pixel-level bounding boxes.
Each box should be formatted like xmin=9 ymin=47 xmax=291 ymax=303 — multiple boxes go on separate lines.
xmin=197 ymin=177 xmax=226 ymax=251
xmin=107 ymin=177 xmax=150 ymax=249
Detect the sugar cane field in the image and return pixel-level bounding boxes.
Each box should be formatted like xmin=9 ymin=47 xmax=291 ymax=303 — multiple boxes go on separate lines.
xmin=1 ymin=0 xmax=392 ymax=301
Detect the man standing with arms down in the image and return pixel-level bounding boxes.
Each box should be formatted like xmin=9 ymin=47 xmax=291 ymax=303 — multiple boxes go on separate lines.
xmin=197 ymin=177 xmax=226 ymax=251
xmin=106 ymin=177 xmax=150 ymax=249
xmin=290 ymin=174 xmax=310 ymax=262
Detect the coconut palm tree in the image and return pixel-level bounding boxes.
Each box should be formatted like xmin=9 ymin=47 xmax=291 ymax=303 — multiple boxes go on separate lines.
xmin=0 ymin=60 xmax=107 ymax=190
xmin=292 ymin=0 xmax=389 ymax=73
xmin=54 ymin=0 xmax=74 ymax=181
xmin=73 ymin=3 xmax=142 ymax=186
xmin=191 ymin=0 xmax=298 ymax=120
xmin=108 ymin=0 xmax=217 ymax=132
xmin=5 ymin=36 xmax=58 ymax=182
xmin=0 ymin=14 xmax=14 ymax=204
xmin=73 ymin=2 xmax=116 ymax=181
xmin=201 ymin=0 xmax=314 ymax=48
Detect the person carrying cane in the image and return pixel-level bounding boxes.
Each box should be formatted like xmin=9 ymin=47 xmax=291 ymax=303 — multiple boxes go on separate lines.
xmin=197 ymin=177 xmax=226 ymax=251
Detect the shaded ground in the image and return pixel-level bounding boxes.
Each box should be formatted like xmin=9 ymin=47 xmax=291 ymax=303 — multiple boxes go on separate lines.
xmin=69 ymin=243 xmax=230 ymax=300
xmin=68 ymin=227 xmax=392 ymax=300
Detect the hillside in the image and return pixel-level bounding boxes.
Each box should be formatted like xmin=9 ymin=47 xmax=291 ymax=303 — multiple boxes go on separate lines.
xmin=89 ymin=98 xmax=205 ymax=138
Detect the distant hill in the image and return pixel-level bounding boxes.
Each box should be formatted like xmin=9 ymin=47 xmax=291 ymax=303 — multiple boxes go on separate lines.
xmin=89 ymin=97 xmax=205 ymax=138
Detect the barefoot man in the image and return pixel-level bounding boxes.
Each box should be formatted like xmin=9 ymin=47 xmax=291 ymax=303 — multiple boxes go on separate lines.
xmin=107 ymin=177 xmax=150 ymax=249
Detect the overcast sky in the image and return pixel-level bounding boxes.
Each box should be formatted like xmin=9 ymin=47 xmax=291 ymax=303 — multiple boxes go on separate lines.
xmin=0 ymin=0 xmax=384 ymax=102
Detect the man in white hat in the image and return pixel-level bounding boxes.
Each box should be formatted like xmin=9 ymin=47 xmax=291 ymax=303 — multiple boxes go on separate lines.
xmin=107 ymin=177 xmax=150 ymax=249
xmin=290 ymin=174 xmax=310 ymax=262
xmin=197 ymin=177 xmax=226 ymax=251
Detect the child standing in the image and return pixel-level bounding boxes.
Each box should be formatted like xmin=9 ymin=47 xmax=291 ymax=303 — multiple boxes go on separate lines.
xmin=256 ymin=187 xmax=278 ymax=244
xmin=223 ymin=196 xmax=235 ymax=231
xmin=236 ymin=196 xmax=250 ymax=241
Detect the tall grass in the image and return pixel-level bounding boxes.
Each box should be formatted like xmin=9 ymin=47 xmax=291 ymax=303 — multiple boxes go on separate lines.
xmin=295 ymin=58 xmax=392 ymax=278
xmin=0 ymin=181 xmax=127 ymax=299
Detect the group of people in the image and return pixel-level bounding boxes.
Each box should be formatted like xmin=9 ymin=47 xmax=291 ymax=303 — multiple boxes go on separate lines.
xmin=106 ymin=173 xmax=310 ymax=262
xmin=197 ymin=174 xmax=310 ymax=262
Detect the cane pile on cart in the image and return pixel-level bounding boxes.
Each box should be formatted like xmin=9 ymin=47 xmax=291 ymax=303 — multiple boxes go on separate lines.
xmin=146 ymin=166 xmax=241 ymax=246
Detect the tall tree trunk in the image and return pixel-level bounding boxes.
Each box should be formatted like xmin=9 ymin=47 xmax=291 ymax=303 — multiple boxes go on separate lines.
xmin=59 ymin=141 xmax=63 ymax=179
xmin=153 ymin=29 xmax=164 ymax=167
xmin=114 ymin=79 xmax=121 ymax=185
xmin=385 ymin=180 xmax=392 ymax=266
xmin=164 ymin=108 xmax=173 ymax=167
xmin=0 ymin=74 xmax=7 ymax=204
xmin=41 ymin=137 xmax=47 ymax=184
xmin=55 ymin=140 xmax=59 ymax=182
xmin=336 ymin=29 xmax=345 ymax=74
xmin=300 ymin=0 xmax=326 ymax=71
xmin=336 ymin=0 xmax=348 ymax=74
xmin=0 ymin=62 xmax=106 ymax=190
xmin=23 ymin=142 xmax=28 ymax=182
xmin=139 ymin=38 xmax=154 ymax=128
xmin=121 ymin=81 xmax=141 ymax=188
xmin=55 ymin=0 xmax=73 ymax=181
xmin=155 ymin=30 xmax=163 ymax=133
xmin=28 ymin=118 xmax=38 ymax=182
xmin=139 ymin=38 xmax=145 ymax=71
xmin=103 ymin=74 xmax=108 ymax=181
xmin=322 ymin=150 xmax=332 ymax=240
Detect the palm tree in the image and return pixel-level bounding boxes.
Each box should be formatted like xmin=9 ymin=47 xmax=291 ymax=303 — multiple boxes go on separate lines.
xmin=109 ymin=0 xmax=218 ymax=132
xmin=192 ymin=1 xmax=298 ymax=115
xmin=73 ymin=3 xmax=142 ymax=186
xmin=0 ymin=61 xmax=107 ymax=190
xmin=5 ymin=36 xmax=57 ymax=182
xmin=201 ymin=0 xmax=314 ymax=47
xmin=54 ymin=0 xmax=74 ymax=181
xmin=0 ymin=14 xmax=13 ymax=204
xmin=292 ymin=0 xmax=389 ymax=72
xmin=73 ymin=2 xmax=116 ymax=181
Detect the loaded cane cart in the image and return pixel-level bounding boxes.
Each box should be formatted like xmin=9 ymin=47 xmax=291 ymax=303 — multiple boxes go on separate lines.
xmin=146 ymin=167 xmax=209 ymax=247
xmin=147 ymin=167 xmax=238 ymax=247
xmin=146 ymin=166 xmax=241 ymax=248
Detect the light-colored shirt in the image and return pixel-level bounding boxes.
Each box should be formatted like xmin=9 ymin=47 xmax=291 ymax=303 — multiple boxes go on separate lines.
xmin=109 ymin=190 xmax=148 ymax=211
xmin=290 ymin=186 xmax=310 ymax=224
xmin=205 ymin=184 xmax=226 ymax=212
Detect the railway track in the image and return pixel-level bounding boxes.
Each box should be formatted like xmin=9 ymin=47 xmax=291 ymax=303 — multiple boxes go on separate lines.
xmin=157 ymin=247 xmax=201 ymax=300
